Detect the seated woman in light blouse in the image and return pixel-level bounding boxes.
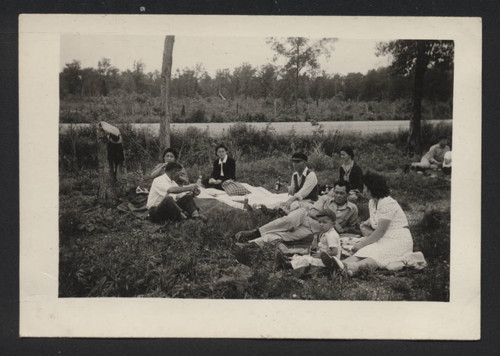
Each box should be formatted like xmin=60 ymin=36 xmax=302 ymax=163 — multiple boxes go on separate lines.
xmin=202 ymin=144 xmax=236 ymax=190
xmin=321 ymin=171 xmax=413 ymax=276
xmin=150 ymin=148 xmax=179 ymax=179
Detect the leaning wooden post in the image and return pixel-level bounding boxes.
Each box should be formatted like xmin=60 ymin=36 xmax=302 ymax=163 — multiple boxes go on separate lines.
xmin=159 ymin=35 xmax=175 ymax=160
xmin=97 ymin=121 xmax=124 ymax=205
xmin=97 ymin=123 xmax=116 ymax=204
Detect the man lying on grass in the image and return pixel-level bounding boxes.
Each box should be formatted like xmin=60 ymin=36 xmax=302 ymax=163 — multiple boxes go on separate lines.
xmin=146 ymin=162 xmax=207 ymax=224
xmin=275 ymin=208 xmax=342 ymax=273
xmin=235 ymin=181 xmax=358 ymax=248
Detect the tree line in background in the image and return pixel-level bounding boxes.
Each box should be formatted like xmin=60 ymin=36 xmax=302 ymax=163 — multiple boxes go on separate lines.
xmin=60 ymin=37 xmax=453 ymax=109
xmin=60 ymin=38 xmax=453 ymax=155
xmin=60 ymin=58 xmax=453 ymax=105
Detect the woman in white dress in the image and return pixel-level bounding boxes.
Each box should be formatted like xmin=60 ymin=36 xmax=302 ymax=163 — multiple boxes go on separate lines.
xmin=322 ymin=171 xmax=413 ymax=274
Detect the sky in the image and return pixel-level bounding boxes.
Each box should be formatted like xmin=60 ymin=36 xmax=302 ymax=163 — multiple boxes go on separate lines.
xmin=60 ymin=35 xmax=393 ymax=76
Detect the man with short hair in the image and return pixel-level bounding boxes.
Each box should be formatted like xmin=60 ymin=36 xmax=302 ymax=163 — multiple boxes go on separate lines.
xmin=147 ymin=162 xmax=206 ymax=223
xmin=282 ymin=152 xmax=319 ymax=212
xmin=235 ymin=181 xmax=358 ymax=247
xmin=411 ymin=137 xmax=451 ymax=171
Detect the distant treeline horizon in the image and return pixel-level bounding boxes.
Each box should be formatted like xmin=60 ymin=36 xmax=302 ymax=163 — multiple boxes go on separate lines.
xmin=60 ymin=58 xmax=453 ymax=104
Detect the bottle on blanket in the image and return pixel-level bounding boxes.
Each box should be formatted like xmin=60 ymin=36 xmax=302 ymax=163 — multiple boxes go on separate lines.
xmin=274 ymin=176 xmax=281 ymax=191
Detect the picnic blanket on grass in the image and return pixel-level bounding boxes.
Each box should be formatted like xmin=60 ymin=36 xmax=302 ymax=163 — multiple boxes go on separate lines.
xmin=197 ymin=183 xmax=290 ymax=210
xmin=279 ymin=233 xmax=427 ymax=271
xmin=278 ymin=234 xmax=360 ymax=257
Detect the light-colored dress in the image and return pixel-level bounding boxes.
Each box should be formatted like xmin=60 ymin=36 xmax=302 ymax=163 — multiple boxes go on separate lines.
xmin=354 ymin=196 xmax=413 ymax=268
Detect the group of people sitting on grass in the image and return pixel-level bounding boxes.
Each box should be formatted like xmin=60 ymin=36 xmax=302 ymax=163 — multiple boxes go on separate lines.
xmin=233 ymin=159 xmax=413 ymax=277
xmin=407 ymin=137 xmax=452 ymax=175
xmin=144 ymin=141 xmax=423 ymax=277
xmin=146 ymin=144 xmax=236 ymax=223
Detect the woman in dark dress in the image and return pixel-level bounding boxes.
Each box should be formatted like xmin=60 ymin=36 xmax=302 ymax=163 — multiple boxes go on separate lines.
xmin=202 ymin=144 xmax=236 ymax=190
xmin=339 ymin=146 xmax=364 ymax=199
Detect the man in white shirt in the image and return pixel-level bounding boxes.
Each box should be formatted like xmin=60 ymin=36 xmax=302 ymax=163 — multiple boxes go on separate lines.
xmin=147 ymin=162 xmax=206 ymax=223
xmin=282 ymin=152 xmax=319 ymax=212
xmin=411 ymin=137 xmax=451 ymax=171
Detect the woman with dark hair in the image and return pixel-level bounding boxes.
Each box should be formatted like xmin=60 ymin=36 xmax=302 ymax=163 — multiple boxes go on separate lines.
xmin=321 ymin=170 xmax=413 ymax=275
xmin=150 ymin=147 xmax=179 ymax=179
xmin=338 ymin=146 xmax=364 ymax=200
xmin=202 ymin=144 xmax=236 ymax=190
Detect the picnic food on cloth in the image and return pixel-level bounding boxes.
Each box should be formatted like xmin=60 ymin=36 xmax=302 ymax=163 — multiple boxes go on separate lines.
xmin=221 ymin=180 xmax=251 ymax=196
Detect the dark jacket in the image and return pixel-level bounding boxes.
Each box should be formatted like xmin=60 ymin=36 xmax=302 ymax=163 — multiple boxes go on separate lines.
xmin=339 ymin=162 xmax=364 ymax=192
xmin=211 ymin=156 xmax=236 ymax=182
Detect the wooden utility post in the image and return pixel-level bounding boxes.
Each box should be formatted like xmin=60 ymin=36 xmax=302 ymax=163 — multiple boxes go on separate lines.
xmin=159 ymin=35 xmax=175 ymax=159
xmin=96 ymin=121 xmax=126 ymax=205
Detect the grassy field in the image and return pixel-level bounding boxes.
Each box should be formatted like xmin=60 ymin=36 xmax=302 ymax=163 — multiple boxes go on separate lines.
xmin=59 ymin=124 xmax=451 ymax=300
xmin=60 ymin=94 xmax=452 ymax=124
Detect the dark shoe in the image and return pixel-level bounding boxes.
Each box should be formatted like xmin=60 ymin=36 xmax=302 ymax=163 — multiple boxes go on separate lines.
xmin=243 ymin=198 xmax=253 ymax=212
xmin=193 ymin=213 xmax=208 ymax=222
xmin=235 ymin=229 xmax=260 ymax=242
xmin=320 ymin=252 xmax=342 ymax=272
xmin=292 ymin=266 xmax=310 ymax=278
xmin=259 ymin=204 xmax=269 ymax=214
xmin=275 ymin=250 xmax=292 ymax=270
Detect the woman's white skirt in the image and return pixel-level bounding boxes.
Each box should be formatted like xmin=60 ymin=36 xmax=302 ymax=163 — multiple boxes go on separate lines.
xmin=354 ymin=228 xmax=413 ymax=268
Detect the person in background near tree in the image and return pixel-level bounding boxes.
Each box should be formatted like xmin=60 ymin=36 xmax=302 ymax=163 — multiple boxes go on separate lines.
xmin=442 ymin=150 xmax=452 ymax=175
xmin=321 ymin=171 xmax=413 ymax=276
xmin=338 ymin=146 xmax=364 ymax=202
xmin=150 ymin=147 xmax=178 ymax=179
xmin=202 ymin=144 xmax=236 ymax=190
xmin=281 ymin=152 xmax=319 ymax=212
xmin=410 ymin=137 xmax=450 ymax=172
xmin=147 ymin=162 xmax=206 ymax=223
xmin=235 ymin=181 xmax=358 ymax=247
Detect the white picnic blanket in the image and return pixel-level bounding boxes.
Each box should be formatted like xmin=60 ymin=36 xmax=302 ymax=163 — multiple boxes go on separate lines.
xmin=197 ymin=183 xmax=289 ymax=210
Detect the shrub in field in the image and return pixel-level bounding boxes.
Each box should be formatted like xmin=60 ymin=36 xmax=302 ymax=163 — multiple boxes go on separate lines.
xmin=412 ymin=208 xmax=450 ymax=262
xmin=187 ymin=109 xmax=207 ymax=123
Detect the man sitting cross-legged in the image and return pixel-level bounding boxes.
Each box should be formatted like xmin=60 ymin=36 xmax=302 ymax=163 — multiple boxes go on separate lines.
xmin=147 ymin=162 xmax=207 ymax=223
xmin=235 ymin=181 xmax=358 ymax=248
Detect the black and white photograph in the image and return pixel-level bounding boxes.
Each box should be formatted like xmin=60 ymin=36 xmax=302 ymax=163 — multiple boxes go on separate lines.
xmin=19 ymin=15 xmax=480 ymax=339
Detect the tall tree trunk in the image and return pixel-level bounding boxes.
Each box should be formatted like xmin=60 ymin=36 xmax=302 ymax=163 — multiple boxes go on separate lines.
xmin=408 ymin=42 xmax=428 ymax=156
xmin=295 ymin=68 xmax=299 ymax=116
xmin=295 ymin=44 xmax=300 ymax=116
xmin=159 ymin=35 xmax=175 ymax=159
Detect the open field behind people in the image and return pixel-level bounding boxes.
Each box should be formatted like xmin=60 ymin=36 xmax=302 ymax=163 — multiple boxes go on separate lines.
xmin=60 ymin=95 xmax=452 ymax=124
xmin=59 ymin=123 xmax=451 ymax=300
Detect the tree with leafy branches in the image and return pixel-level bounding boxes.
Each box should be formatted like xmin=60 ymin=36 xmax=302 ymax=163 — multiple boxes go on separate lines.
xmin=267 ymin=37 xmax=337 ymax=115
xmin=377 ymin=40 xmax=454 ymax=155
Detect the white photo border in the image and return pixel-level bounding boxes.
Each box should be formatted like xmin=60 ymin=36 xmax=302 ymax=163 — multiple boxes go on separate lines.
xmin=19 ymin=14 xmax=481 ymax=339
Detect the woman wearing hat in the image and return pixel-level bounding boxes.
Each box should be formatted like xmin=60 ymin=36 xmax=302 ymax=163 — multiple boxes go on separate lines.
xmin=282 ymin=152 xmax=319 ymax=212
